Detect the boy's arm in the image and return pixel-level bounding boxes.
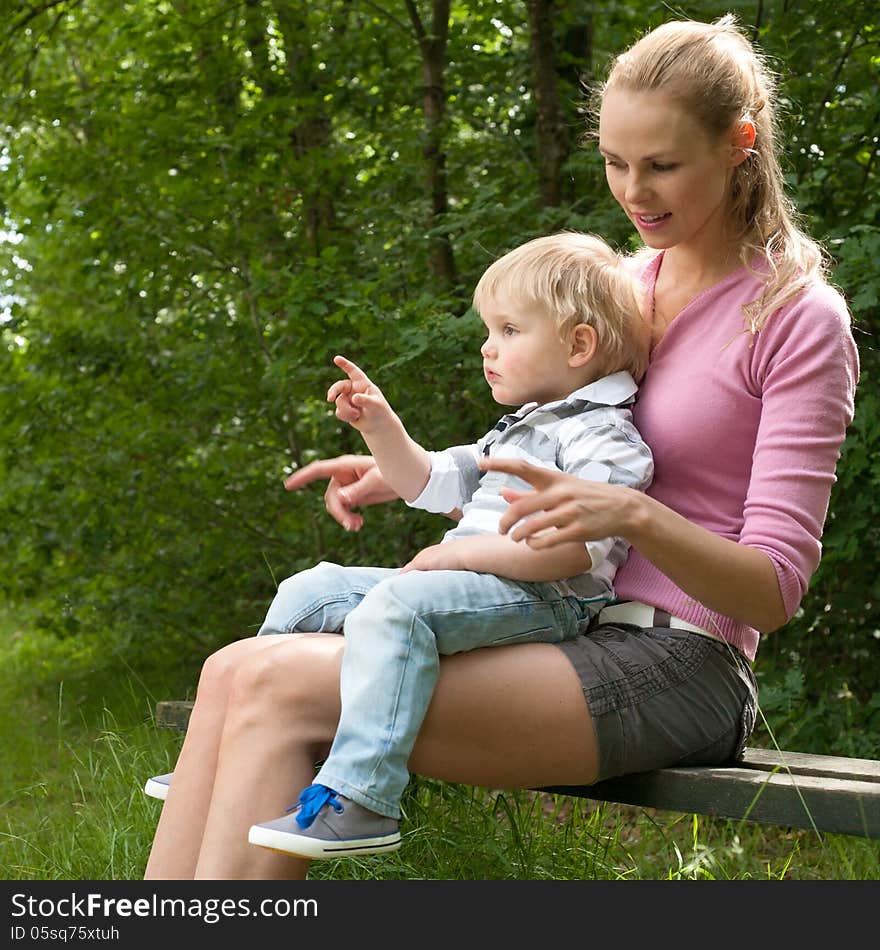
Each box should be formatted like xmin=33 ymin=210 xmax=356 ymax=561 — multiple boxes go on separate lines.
xmin=400 ymin=413 xmax=652 ymax=580
xmin=328 ymin=355 xmax=431 ymax=502
xmin=400 ymin=533 xmax=591 ymax=581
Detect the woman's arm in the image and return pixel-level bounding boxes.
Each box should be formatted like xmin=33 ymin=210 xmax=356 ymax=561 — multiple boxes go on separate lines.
xmin=482 ymin=458 xmax=788 ymax=633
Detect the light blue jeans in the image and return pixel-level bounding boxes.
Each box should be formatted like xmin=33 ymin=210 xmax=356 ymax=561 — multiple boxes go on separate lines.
xmin=257 ymin=561 xmax=597 ymax=818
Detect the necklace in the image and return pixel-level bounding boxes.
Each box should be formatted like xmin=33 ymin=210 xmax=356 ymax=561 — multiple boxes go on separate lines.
xmin=649 ymin=286 xmax=667 ymax=354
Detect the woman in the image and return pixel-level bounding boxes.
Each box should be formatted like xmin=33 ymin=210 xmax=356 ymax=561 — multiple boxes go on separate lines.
xmin=144 ymin=16 xmax=858 ymax=879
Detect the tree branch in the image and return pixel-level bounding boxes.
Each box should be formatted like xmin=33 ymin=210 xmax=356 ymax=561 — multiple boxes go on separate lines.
xmin=359 ymin=0 xmax=413 ymax=37
xmin=814 ymin=25 xmax=862 ymax=130
xmin=8 ymin=0 xmax=82 ymax=36
xmin=403 ymin=0 xmax=426 ymax=44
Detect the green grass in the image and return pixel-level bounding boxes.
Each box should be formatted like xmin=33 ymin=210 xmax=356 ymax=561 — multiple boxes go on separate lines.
xmin=1 ymin=611 xmax=878 ymax=881
xmin=0 ymin=611 xmax=187 ymax=880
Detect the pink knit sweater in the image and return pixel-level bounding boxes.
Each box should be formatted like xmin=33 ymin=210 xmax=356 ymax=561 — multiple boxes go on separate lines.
xmin=614 ymin=253 xmax=860 ymax=661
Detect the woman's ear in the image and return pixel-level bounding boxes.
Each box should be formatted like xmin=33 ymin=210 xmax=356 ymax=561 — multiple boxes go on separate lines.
xmin=568 ymin=323 xmax=599 ymax=368
xmin=729 ymin=119 xmax=756 ymax=167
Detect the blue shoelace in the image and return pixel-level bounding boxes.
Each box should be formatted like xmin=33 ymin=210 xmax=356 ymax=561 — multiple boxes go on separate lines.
xmin=287 ymin=783 xmax=343 ymax=829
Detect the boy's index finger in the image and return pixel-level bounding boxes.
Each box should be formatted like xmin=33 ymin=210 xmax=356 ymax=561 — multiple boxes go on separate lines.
xmin=333 ymin=354 xmax=370 ymax=382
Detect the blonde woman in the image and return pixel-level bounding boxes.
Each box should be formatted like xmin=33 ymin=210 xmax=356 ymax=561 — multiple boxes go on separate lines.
xmin=144 ymin=16 xmax=858 ymax=879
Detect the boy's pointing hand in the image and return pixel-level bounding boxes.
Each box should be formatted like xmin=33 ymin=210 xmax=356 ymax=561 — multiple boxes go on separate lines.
xmin=327 ymin=355 xmax=395 ymax=433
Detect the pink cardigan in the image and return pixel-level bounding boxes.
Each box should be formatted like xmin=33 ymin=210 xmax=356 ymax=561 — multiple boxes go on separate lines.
xmin=614 ymin=253 xmax=860 ymax=661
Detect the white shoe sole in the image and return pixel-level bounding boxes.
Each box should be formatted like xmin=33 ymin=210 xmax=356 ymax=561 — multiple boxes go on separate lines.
xmin=247 ymin=823 xmax=401 ymax=859
xmin=144 ymin=777 xmax=171 ymax=801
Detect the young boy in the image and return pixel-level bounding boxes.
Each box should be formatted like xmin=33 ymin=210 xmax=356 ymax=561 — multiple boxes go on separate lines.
xmin=246 ymin=232 xmax=653 ymax=858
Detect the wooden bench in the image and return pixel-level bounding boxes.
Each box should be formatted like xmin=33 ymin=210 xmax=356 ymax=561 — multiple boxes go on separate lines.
xmin=155 ymin=700 xmax=880 ymax=839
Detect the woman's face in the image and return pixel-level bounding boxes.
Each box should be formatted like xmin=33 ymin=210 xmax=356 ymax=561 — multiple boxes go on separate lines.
xmin=598 ymin=87 xmax=738 ymax=255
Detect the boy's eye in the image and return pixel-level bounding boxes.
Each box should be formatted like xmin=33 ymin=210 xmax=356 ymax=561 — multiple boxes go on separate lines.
xmin=503 ymin=325 xmax=518 ymax=336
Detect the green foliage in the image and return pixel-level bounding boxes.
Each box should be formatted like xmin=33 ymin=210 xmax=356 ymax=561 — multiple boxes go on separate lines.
xmin=1 ymin=0 xmax=878 ymax=753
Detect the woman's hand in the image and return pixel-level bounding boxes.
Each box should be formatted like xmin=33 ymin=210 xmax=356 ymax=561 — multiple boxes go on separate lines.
xmin=284 ymin=454 xmax=398 ymax=532
xmin=482 ymin=456 xmax=788 ymax=630
xmin=479 ymin=457 xmax=640 ymax=548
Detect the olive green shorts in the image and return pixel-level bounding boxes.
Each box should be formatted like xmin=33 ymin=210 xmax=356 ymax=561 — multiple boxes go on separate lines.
xmin=555 ymin=621 xmax=758 ymax=782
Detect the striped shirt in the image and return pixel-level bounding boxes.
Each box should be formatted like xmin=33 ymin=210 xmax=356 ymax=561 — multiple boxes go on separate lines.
xmin=408 ymin=371 xmax=654 ymax=603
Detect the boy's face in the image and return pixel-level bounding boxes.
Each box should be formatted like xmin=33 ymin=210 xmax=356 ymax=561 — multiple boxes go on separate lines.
xmin=479 ymin=292 xmax=582 ymax=407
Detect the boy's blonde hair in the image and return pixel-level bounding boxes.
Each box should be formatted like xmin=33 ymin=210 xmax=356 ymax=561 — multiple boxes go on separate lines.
xmin=473 ymin=232 xmax=647 ymax=381
xmin=596 ymin=15 xmax=827 ymax=334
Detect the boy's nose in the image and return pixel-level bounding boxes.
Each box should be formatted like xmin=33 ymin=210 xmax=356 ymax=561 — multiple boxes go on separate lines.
xmin=480 ymin=339 xmax=495 ymax=358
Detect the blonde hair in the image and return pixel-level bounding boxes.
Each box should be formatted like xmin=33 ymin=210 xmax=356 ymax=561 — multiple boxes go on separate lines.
xmin=473 ymin=232 xmax=647 ymax=381
xmin=598 ymin=15 xmax=827 ymax=334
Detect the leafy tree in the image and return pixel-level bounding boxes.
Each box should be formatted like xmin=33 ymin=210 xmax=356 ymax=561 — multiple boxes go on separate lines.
xmin=1 ymin=0 xmax=877 ymax=750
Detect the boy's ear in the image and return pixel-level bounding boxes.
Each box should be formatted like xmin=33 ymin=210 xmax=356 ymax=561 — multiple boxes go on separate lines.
xmin=568 ymin=323 xmax=599 ymax=367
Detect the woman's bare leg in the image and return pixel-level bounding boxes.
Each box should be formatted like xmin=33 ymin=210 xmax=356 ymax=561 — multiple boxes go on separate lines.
xmin=413 ymin=640 xmax=598 ymax=789
xmin=193 ymin=634 xmax=346 ymax=879
xmin=144 ymin=634 xmax=302 ymax=880
xmin=185 ymin=634 xmax=597 ymax=879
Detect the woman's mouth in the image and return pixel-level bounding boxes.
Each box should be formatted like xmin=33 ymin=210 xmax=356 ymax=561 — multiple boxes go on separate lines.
xmin=634 ymin=212 xmax=671 ymax=230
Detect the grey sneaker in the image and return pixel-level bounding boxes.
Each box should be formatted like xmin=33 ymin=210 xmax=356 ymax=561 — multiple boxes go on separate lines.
xmin=144 ymin=773 xmax=173 ymax=800
xmin=248 ymin=784 xmax=400 ymax=859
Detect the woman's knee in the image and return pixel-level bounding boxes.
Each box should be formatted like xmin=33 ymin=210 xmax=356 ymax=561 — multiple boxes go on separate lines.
xmin=195 ymin=638 xmax=261 ymax=705
xmin=226 ymin=635 xmax=345 ymax=746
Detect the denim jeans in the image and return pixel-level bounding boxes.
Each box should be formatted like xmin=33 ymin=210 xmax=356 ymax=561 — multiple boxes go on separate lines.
xmin=257 ymin=561 xmax=597 ymax=817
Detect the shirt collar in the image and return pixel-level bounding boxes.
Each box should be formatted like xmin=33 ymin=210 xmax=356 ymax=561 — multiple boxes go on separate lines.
xmin=516 ymin=371 xmax=639 ymax=417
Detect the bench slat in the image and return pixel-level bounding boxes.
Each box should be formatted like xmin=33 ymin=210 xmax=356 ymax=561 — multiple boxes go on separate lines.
xmin=156 ymin=700 xmax=194 ymax=731
xmin=547 ymin=765 xmax=880 ymax=838
xmin=739 ymin=748 xmax=880 ymax=784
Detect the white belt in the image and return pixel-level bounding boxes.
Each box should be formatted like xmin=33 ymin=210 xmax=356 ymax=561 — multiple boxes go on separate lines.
xmin=597 ymin=601 xmax=723 ymax=643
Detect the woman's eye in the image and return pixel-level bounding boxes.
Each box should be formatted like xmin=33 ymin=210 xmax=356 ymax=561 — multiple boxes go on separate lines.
xmin=652 ymin=162 xmax=677 ymax=172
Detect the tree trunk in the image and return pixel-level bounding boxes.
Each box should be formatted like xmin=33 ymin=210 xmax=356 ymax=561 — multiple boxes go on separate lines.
xmin=525 ymin=0 xmax=569 ymax=208
xmin=405 ymin=0 xmax=456 ymax=287
xmin=272 ymin=1 xmax=339 ymax=255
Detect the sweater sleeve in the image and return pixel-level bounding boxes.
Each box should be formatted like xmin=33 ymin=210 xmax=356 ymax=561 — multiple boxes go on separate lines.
xmin=741 ymin=285 xmax=859 ymax=619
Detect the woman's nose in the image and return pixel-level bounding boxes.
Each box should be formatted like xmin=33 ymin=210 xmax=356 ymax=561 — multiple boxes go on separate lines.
xmin=625 ymin=171 xmax=650 ymax=204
